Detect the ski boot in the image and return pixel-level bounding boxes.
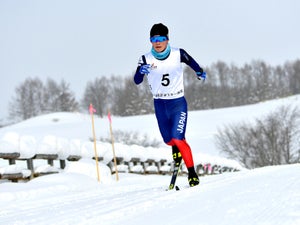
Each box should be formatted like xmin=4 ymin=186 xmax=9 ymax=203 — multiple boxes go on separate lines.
xmin=172 ymin=146 xmax=182 ymax=167
xmin=188 ymin=167 xmax=200 ymax=187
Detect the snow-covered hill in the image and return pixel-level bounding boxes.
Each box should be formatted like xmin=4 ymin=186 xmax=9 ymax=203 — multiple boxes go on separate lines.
xmin=0 ymin=95 xmax=300 ymax=224
xmin=1 ymin=95 xmax=300 ymax=158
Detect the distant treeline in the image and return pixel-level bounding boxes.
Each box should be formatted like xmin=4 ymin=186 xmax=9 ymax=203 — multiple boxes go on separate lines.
xmin=8 ymin=59 xmax=300 ymax=122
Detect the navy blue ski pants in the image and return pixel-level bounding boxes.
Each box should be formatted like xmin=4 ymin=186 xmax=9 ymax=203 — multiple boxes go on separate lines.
xmin=154 ymin=96 xmax=188 ymax=143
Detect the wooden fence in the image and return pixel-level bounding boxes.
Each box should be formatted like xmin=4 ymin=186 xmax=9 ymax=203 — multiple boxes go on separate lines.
xmin=0 ymin=133 xmax=241 ymax=182
xmin=0 ymin=151 xmax=239 ymax=183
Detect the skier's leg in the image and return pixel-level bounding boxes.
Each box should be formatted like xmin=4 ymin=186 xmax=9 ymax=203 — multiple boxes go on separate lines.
xmin=168 ymin=138 xmax=194 ymax=168
xmin=168 ymin=138 xmax=199 ymax=187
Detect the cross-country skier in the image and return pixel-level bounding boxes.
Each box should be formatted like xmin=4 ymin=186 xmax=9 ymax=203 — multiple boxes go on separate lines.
xmin=133 ymin=23 xmax=206 ymax=187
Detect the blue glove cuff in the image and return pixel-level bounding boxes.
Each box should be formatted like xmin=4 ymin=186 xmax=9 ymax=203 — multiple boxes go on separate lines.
xmin=196 ymin=71 xmax=206 ymax=80
xmin=139 ymin=64 xmax=151 ymax=74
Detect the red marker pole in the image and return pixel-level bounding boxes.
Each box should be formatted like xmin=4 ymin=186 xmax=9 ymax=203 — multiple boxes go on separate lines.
xmin=89 ymin=103 xmax=100 ymax=182
xmin=108 ymin=109 xmax=119 ymax=181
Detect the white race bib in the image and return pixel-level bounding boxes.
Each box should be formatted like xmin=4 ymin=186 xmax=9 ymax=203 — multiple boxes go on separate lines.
xmin=142 ymin=47 xmax=184 ymax=99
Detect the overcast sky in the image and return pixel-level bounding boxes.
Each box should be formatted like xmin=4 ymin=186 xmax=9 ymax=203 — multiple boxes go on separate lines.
xmin=0 ymin=0 xmax=299 ymax=122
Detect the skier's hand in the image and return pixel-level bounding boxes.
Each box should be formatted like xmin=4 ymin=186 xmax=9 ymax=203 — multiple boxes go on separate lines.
xmin=196 ymin=70 xmax=206 ymax=81
xmin=139 ymin=64 xmax=151 ymax=74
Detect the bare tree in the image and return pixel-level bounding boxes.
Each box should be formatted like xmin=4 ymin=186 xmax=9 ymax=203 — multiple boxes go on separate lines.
xmin=286 ymin=60 xmax=300 ymax=95
xmin=215 ymin=105 xmax=300 ymax=168
xmin=81 ymin=77 xmax=111 ymax=116
xmin=215 ymin=122 xmax=253 ymax=167
xmin=55 ymin=80 xmax=78 ymax=112
xmin=114 ymin=77 xmax=152 ymax=116
xmin=9 ymin=78 xmax=79 ymax=122
xmin=9 ymin=77 xmax=44 ymax=121
xmin=44 ymin=79 xmax=78 ymax=113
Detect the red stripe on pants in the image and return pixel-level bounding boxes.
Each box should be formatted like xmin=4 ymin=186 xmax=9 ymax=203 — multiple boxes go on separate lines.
xmin=167 ymin=138 xmax=194 ymax=168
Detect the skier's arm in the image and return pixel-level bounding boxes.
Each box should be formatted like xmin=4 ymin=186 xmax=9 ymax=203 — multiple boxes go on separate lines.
xmin=134 ymin=66 xmax=145 ymax=84
xmin=134 ymin=55 xmax=149 ymax=85
xmin=180 ymin=48 xmax=205 ymax=77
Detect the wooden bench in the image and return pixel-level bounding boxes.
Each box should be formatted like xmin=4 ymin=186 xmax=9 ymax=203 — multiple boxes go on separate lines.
xmin=143 ymin=159 xmax=159 ymax=174
xmin=0 ymin=172 xmax=27 ymax=182
xmin=128 ymin=157 xmax=144 ymax=174
xmin=34 ymin=154 xmax=58 ymax=166
xmin=0 ymin=152 xmax=21 ymax=165
xmin=157 ymin=159 xmax=171 ymax=175
xmin=0 ymin=153 xmax=31 ymax=182
xmin=110 ymin=157 xmax=128 ymax=173
xmin=59 ymin=155 xmax=82 ymax=169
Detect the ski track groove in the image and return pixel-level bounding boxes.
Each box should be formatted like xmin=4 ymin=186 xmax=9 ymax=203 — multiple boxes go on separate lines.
xmin=0 ymin=184 xmax=169 ymax=224
xmin=251 ymin=175 xmax=300 ymax=225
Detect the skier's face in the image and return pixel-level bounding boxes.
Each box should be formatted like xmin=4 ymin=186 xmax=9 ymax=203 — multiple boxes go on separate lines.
xmin=150 ymin=36 xmax=169 ymax=53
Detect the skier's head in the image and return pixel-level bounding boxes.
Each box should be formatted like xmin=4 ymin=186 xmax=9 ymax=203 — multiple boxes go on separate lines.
xmin=150 ymin=23 xmax=169 ymax=40
xmin=150 ymin=23 xmax=169 ymax=54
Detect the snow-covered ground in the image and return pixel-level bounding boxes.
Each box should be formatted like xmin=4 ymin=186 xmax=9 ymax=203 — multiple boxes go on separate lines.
xmin=0 ymin=162 xmax=299 ymax=225
xmin=0 ymin=95 xmax=300 ymax=224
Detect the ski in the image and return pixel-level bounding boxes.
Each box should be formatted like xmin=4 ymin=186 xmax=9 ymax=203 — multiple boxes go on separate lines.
xmin=168 ymin=162 xmax=182 ymax=190
xmin=173 ymin=185 xmax=192 ymax=191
